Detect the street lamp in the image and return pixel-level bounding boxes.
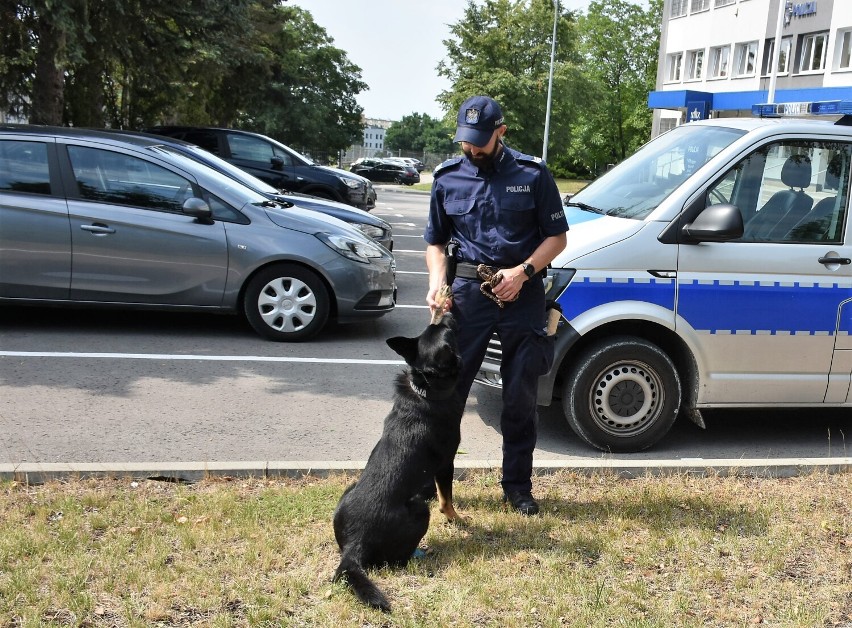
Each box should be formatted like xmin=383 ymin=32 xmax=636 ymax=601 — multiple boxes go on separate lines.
xmin=542 ymin=0 xmax=559 ymax=162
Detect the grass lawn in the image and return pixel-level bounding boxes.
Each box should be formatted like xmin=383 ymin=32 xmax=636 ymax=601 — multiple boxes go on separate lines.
xmin=2 ymin=469 xmax=851 ymax=626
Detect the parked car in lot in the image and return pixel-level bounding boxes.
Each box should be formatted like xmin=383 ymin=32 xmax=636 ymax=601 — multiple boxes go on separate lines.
xmin=385 ymin=156 xmax=425 ymax=172
xmin=350 ymin=158 xmax=420 ymax=185
xmin=476 ymin=104 xmax=852 ymax=452
xmin=0 ymin=125 xmax=396 ymax=341
xmin=109 ymin=131 xmax=393 ymax=250
xmin=146 ymin=126 xmax=376 ymax=211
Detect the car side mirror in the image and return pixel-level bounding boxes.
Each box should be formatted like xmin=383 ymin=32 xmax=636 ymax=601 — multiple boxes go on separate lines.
xmin=270 ymin=155 xmax=284 ymax=170
xmin=182 ymin=197 xmax=214 ymax=224
xmin=681 ymin=203 xmax=744 ymax=242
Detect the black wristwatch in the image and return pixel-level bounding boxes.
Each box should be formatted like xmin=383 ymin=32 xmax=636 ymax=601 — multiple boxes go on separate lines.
xmin=522 ymin=262 xmax=536 ymax=279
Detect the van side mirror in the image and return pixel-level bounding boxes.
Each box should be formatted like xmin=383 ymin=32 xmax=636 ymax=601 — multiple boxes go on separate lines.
xmin=681 ymin=203 xmax=744 ymax=242
xmin=182 ymin=197 xmax=213 ymax=224
xmin=271 ymin=155 xmax=284 ymax=170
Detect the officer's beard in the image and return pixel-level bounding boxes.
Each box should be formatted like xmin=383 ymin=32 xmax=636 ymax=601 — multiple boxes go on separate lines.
xmin=463 ymin=141 xmax=503 ymax=173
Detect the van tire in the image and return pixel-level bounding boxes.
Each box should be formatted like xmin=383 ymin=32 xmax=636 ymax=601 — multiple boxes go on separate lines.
xmin=562 ymin=336 xmax=681 ymax=452
xmin=243 ymin=264 xmax=330 ymax=342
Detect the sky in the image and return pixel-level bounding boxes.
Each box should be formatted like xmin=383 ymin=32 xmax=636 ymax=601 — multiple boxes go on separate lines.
xmin=287 ymin=0 xmax=595 ymax=122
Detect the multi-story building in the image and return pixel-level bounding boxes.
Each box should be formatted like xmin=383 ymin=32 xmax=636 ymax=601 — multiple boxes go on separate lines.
xmin=361 ymin=117 xmax=392 ymax=152
xmin=649 ymin=0 xmax=852 ymax=135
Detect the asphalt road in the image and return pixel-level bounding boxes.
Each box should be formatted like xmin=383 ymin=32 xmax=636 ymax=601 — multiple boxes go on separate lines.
xmin=1 ymin=187 xmax=850 ymax=479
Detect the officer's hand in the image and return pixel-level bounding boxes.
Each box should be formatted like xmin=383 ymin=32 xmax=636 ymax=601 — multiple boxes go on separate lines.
xmin=492 ymin=267 xmax=526 ymax=302
xmin=427 ymin=285 xmax=453 ymax=315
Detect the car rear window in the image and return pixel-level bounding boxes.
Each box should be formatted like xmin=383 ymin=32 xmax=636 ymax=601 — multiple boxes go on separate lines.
xmin=0 ymin=140 xmax=51 ymax=195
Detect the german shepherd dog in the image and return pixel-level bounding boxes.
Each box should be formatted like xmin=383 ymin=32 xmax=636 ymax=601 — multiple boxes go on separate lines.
xmin=332 ymin=313 xmax=464 ymax=612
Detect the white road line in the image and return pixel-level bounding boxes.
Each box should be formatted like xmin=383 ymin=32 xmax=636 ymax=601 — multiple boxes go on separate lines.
xmin=0 ymin=351 xmax=404 ymax=365
xmin=394 ymin=304 xmax=429 ymax=308
xmin=395 ymin=270 xmax=428 ymax=275
xmin=392 ymin=249 xmax=423 ymax=254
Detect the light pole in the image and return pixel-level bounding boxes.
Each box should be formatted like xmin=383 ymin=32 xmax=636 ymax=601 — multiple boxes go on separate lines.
xmin=542 ymin=0 xmax=559 ymax=162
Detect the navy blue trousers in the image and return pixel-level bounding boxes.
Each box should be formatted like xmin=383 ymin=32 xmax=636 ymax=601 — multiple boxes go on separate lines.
xmin=450 ymin=275 xmax=554 ymax=493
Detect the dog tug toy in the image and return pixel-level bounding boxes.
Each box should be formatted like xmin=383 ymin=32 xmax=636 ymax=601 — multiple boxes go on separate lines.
xmin=476 ymin=264 xmax=520 ymax=308
xmin=430 ymin=284 xmax=453 ymax=324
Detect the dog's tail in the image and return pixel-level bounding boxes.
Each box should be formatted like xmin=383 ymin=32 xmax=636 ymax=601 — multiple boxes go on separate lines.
xmin=333 ymin=555 xmax=391 ymax=612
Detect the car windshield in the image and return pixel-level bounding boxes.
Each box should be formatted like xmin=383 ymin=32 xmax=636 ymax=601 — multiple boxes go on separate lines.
xmin=160 ymin=144 xmax=280 ymax=194
xmin=571 ymin=124 xmax=747 ymax=220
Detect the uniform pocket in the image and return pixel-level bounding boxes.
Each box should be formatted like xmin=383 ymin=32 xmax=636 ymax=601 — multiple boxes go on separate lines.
xmin=444 ymin=197 xmax=476 ymax=216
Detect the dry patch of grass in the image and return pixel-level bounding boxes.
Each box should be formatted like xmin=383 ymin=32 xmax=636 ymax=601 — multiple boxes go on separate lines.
xmin=1 ymin=470 xmax=851 ymax=627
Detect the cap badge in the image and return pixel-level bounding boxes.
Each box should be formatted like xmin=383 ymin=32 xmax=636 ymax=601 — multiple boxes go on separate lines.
xmin=465 ymin=108 xmax=481 ymax=124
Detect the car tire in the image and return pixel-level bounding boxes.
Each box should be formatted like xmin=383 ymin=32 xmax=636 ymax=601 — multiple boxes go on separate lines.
xmin=562 ymin=336 xmax=681 ymax=452
xmin=243 ymin=264 xmax=330 ymax=342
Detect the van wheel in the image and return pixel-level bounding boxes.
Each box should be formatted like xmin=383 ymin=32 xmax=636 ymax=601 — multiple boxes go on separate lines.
xmin=243 ymin=264 xmax=330 ymax=341
xmin=562 ymin=337 xmax=681 ymax=452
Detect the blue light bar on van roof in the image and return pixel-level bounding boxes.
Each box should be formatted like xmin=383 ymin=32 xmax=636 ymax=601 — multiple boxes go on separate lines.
xmin=751 ymin=100 xmax=852 ymax=117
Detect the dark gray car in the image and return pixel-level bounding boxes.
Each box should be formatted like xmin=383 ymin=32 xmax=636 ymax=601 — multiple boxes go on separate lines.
xmin=0 ymin=125 xmax=396 ymax=341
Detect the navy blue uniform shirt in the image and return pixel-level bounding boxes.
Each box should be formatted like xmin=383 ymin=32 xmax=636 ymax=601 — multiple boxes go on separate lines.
xmin=425 ymin=145 xmax=568 ymax=267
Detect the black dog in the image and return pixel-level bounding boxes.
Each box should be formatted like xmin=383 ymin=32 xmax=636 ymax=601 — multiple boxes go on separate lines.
xmin=332 ymin=313 xmax=464 ymax=612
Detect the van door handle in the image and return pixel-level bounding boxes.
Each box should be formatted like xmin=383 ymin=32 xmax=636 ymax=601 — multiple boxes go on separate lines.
xmin=818 ymin=255 xmax=851 ymax=265
xmin=80 ymin=223 xmax=116 ymax=235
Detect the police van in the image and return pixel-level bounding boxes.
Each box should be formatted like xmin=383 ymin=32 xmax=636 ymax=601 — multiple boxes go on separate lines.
xmin=476 ymin=102 xmax=852 ymax=452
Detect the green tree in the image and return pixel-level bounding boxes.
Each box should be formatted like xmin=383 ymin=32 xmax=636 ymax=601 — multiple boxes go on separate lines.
xmin=436 ymin=0 xmax=581 ymax=162
xmin=1 ymin=1 xmax=366 ymax=152
xmin=569 ymin=0 xmax=662 ymax=173
xmin=385 ymin=113 xmax=454 ymax=154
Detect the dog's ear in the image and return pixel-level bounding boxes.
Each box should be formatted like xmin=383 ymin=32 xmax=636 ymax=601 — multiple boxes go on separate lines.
xmin=386 ymin=336 xmax=419 ymax=365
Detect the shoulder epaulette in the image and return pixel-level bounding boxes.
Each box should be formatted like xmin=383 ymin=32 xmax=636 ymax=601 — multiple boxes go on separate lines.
xmin=433 ymin=156 xmax=462 ymax=177
xmin=516 ymin=153 xmax=544 ymax=166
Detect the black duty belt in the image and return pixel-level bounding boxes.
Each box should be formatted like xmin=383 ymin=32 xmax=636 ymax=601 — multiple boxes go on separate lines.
xmin=455 ymin=262 xmax=491 ymax=279
xmin=454 ymin=262 xmax=545 ymax=280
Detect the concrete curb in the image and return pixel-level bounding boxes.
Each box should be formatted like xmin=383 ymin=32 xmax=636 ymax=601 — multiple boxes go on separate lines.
xmin=3 ymin=457 xmax=851 ymax=484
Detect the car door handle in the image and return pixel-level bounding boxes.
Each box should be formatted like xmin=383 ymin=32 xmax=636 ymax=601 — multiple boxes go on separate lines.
xmin=80 ymin=223 xmax=116 ymax=235
xmin=818 ymin=255 xmax=851 ymax=265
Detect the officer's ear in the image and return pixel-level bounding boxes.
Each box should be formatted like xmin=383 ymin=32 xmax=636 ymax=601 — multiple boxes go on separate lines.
xmin=497 ymin=124 xmax=507 ymax=140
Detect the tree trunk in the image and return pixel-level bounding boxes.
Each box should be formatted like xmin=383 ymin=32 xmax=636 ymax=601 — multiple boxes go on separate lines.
xmin=31 ymin=19 xmax=66 ymax=125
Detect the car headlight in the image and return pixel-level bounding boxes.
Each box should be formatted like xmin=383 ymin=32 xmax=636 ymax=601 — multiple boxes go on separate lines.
xmin=351 ymin=222 xmax=386 ymax=241
xmin=338 ymin=176 xmax=362 ymax=189
xmin=316 ymin=232 xmax=384 ymax=263
xmin=544 ymin=268 xmax=576 ymax=299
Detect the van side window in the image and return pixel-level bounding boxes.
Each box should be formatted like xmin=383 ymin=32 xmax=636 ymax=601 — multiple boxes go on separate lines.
xmin=706 ymin=141 xmax=850 ymax=243
xmin=67 ymin=146 xmax=194 ymax=213
xmin=0 ymin=140 xmax=51 ymax=195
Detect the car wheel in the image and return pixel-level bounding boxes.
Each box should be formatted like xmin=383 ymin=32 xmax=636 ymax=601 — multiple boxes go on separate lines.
xmin=243 ymin=264 xmax=330 ymax=342
xmin=393 ymin=176 xmax=402 ymax=184
xmin=562 ymin=336 xmax=681 ymax=452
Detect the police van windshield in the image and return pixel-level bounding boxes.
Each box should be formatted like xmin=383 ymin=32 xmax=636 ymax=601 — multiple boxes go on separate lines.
xmin=571 ymin=124 xmax=746 ymax=220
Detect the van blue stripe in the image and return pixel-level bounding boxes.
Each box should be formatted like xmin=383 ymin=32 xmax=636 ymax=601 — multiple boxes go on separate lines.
xmin=561 ymin=275 xmax=850 ymax=336
xmin=558 ymin=277 xmax=675 ymax=320
xmin=679 ymin=280 xmax=848 ymax=335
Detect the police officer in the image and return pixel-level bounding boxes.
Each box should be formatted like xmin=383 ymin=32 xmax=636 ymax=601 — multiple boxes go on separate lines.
xmin=424 ymin=95 xmax=568 ymax=515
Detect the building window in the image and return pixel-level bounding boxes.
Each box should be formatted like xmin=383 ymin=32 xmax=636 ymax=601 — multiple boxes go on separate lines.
xmin=667 ymin=52 xmax=683 ymax=82
xmin=762 ymin=38 xmax=791 ymax=75
xmin=733 ymin=41 xmax=758 ymax=77
xmin=686 ymin=49 xmax=704 ymax=80
xmin=838 ymin=30 xmax=852 ymax=70
xmin=709 ymin=45 xmax=730 ymax=78
xmin=690 ymin=0 xmax=709 ymax=11
xmin=800 ymin=32 xmax=828 ymax=72
xmin=670 ymin=0 xmax=687 ymax=18
xmin=714 ymin=0 xmax=735 ymax=6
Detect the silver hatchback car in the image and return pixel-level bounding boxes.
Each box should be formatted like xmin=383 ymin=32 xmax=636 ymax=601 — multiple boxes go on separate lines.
xmin=0 ymin=126 xmax=396 ymax=341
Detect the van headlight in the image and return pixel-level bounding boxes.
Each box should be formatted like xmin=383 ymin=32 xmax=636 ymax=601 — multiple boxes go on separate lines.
xmin=544 ymin=268 xmax=576 ymax=299
xmin=317 ymin=232 xmax=384 ymax=263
